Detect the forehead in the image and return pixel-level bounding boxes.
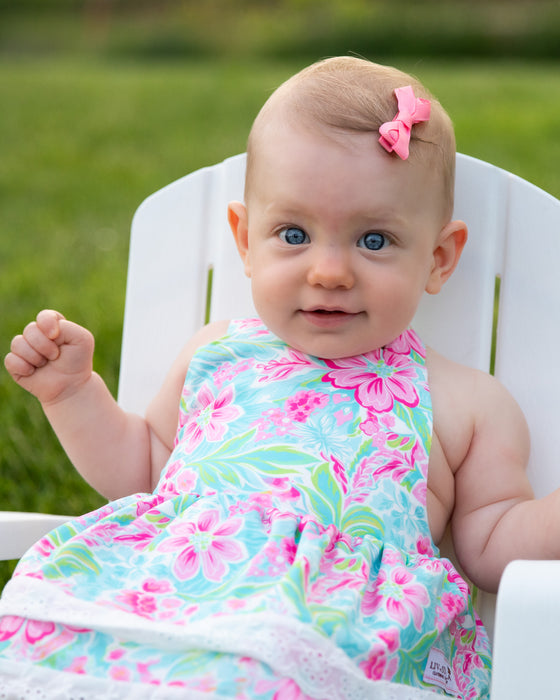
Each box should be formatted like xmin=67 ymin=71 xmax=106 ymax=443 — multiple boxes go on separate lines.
xmin=248 ymin=118 xmax=443 ymax=224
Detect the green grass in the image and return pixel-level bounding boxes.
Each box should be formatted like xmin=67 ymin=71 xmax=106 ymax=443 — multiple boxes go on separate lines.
xmin=1 ymin=56 xmax=559 ymax=587
xmin=2 ymin=1 xmax=559 ymax=62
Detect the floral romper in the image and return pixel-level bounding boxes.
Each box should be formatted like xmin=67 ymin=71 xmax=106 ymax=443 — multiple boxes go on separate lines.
xmin=0 ymin=319 xmax=491 ymax=699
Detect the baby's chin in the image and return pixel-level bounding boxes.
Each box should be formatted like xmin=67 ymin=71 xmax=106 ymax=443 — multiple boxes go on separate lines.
xmin=272 ymin=332 xmax=388 ymax=361
xmin=256 ymin=312 xmax=400 ymax=359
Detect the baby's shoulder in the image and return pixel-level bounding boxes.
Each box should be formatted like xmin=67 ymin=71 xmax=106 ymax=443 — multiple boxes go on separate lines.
xmin=426 ymin=347 xmax=515 ymax=407
xmin=169 ymin=319 xmax=232 ymax=383
xmin=426 ymin=347 xmax=524 ymax=473
xmin=426 ymin=347 xmax=492 ymax=398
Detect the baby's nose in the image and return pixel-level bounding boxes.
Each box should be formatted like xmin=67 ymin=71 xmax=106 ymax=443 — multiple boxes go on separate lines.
xmin=306 ymin=247 xmax=354 ymax=289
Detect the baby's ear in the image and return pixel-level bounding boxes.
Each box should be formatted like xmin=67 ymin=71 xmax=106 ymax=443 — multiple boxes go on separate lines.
xmin=425 ymin=220 xmax=468 ymax=295
xmin=227 ymin=201 xmax=251 ymax=277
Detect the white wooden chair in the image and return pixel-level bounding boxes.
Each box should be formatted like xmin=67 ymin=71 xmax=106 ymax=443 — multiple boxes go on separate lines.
xmin=1 ymin=153 xmax=560 ymax=698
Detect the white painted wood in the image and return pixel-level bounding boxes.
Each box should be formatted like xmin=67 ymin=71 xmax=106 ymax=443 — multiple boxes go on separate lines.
xmin=0 ymin=512 xmax=70 ymax=561
xmin=414 ymin=154 xmax=508 ymax=371
xmin=117 ymin=153 xmax=251 ymax=415
xmin=493 ymin=176 xmax=560 ymax=499
xmin=491 ymin=560 xmax=560 ymax=699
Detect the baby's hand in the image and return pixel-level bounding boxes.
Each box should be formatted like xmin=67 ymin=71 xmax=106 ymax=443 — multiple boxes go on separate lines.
xmin=4 ymin=310 xmax=95 ymax=405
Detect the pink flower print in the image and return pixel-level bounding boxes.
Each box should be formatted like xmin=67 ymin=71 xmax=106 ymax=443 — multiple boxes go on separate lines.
xmin=164 ymin=460 xmax=182 ymax=480
xmin=442 ymin=560 xmax=472 ymax=600
xmin=25 ymin=619 xmax=56 ymax=644
xmin=181 ymin=383 xmax=241 ymax=453
xmin=159 ymin=465 xmax=197 ymax=498
xmin=323 ymin=350 xmax=420 ymax=412
xmin=311 ymin=557 xmax=369 ymax=599
xmin=0 ymin=615 xmax=23 ymax=642
xmin=238 ymin=317 xmax=264 ymax=330
xmin=387 ymin=328 xmax=425 ymax=359
xmin=362 ymin=566 xmax=430 ymax=631
xmin=213 ymin=359 xmax=255 ymax=387
xmin=433 ymin=570 xmax=468 ymax=634
xmin=137 ymin=661 xmax=161 ymax=685
xmin=256 ymin=348 xmax=315 ymax=382
xmin=156 ymin=479 xmax=181 ymax=499
xmin=108 ymin=649 xmax=126 ymax=661
xmin=370 ymin=451 xmax=412 ymax=485
xmin=229 ymin=491 xmax=275 ymax=518
xmin=110 ymin=666 xmax=132 ymax=682
xmin=371 ymin=440 xmax=427 ymax=485
xmin=331 ymin=455 xmax=348 ymax=492
xmin=142 ymin=578 xmax=174 ymax=594
xmin=251 ymin=408 xmax=294 ymax=441
xmin=359 ymin=628 xmax=400 ymax=680
xmin=114 ymin=519 xmax=159 ymax=551
xmin=455 ymin=650 xmax=484 ymax=681
xmin=380 ymin=414 xmax=395 ymax=429
xmin=0 ymin=616 xmax=57 ymax=645
xmin=412 ymin=479 xmax=427 ymax=507
xmin=34 ymin=537 xmax=56 ymax=558
xmin=359 ymin=413 xmax=387 ymax=446
xmin=85 ymin=520 xmax=122 ymax=546
xmin=115 ymin=590 xmax=158 ymax=618
xmin=284 ymin=390 xmax=329 ymax=422
xmin=248 ymin=541 xmax=287 ymax=578
xmin=272 ymin=678 xmax=309 ymax=699
xmin=248 ymin=537 xmax=297 ymax=578
xmin=416 ymin=536 xmax=435 ymax=557
xmin=268 ymin=477 xmax=300 ymax=501
xmin=225 ymin=597 xmax=247 ymax=612
xmin=334 ymin=407 xmax=353 ymax=426
xmin=348 ymin=458 xmax=376 ymax=504
xmin=176 ymin=467 xmax=197 ymax=492
xmin=282 ymin=536 xmax=298 ymax=563
xmin=65 ymin=656 xmax=88 ymax=674
xmin=320 ymin=451 xmax=348 ymax=494
xmin=264 ymin=408 xmax=293 ymax=433
xmin=135 ymin=494 xmax=167 ymax=518
xmin=113 ymin=586 xmax=181 ymax=623
xmin=158 ymin=509 xmax=246 ymax=582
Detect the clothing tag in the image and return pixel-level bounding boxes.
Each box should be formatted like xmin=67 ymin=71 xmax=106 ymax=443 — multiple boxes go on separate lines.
xmin=423 ymin=647 xmax=460 ymax=696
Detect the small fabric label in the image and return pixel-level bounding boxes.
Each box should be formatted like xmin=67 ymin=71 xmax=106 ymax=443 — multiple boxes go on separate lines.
xmin=423 ymin=647 xmax=460 ymax=696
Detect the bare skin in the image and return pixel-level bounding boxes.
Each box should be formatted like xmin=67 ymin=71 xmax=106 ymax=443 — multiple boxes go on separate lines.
xmin=5 ymin=123 xmax=555 ymax=597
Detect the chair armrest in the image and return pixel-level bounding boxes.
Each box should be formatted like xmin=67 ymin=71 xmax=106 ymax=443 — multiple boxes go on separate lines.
xmin=0 ymin=511 xmax=70 ymax=561
xmin=491 ymin=560 xmax=560 ymax=698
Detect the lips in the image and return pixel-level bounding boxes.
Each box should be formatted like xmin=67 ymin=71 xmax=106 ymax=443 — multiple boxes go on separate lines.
xmin=300 ymin=308 xmax=360 ymax=327
xmin=304 ymin=306 xmax=357 ymax=315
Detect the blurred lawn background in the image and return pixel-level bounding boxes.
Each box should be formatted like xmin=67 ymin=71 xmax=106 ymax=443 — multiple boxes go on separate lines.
xmin=1 ymin=0 xmax=559 ymax=582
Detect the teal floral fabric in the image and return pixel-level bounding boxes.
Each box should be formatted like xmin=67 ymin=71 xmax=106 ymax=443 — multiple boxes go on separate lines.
xmin=0 ymin=319 xmax=491 ymax=698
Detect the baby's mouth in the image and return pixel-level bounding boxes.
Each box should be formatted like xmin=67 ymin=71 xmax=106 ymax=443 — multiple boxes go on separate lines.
xmin=306 ymin=307 xmax=355 ymax=316
xmin=301 ymin=308 xmax=359 ymax=325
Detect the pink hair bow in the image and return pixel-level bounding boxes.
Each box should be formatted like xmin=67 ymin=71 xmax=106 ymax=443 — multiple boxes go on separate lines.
xmin=378 ymin=86 xmax=431 ymax=160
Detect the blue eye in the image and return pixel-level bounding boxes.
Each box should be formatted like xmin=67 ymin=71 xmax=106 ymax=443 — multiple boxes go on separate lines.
xmin=279 ymin=227 xmax=309 ymax=245
xmin=358 ymin=232 xmax=388 ymax=251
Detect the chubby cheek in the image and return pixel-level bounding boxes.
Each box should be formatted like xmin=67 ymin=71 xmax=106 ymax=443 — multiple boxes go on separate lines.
xmin=367 ymin=273 xmax=423 ymax=320
xmin=252 ymin=253 xmax=297 ymax=293
xmin=249 ymin=271 xmax=283 ymax=319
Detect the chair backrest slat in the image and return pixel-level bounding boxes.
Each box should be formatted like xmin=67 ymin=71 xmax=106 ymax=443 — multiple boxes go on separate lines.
xmin=494 ymin=176 xmax=560 ymax=496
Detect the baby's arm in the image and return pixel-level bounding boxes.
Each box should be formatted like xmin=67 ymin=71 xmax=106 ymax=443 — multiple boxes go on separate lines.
xmin=5 ymin=310 xmax=227 ymax=500
xmin=5 ymin=310 xmax=160 ymax=498
xmin=434 ymin=354 xmax=560 ymax=593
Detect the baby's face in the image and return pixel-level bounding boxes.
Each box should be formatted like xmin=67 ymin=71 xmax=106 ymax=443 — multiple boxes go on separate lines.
xmin=233 ymin=120 xmax=450 ymax=359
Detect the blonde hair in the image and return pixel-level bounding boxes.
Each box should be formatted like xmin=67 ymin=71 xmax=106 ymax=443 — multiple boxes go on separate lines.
xmin=246 ymin=56 xmax=456 ymax=220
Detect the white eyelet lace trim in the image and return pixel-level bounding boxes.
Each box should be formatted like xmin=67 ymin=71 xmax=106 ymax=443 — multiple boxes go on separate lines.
xmin=1 ymin=578 xmax=442 ymax=700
